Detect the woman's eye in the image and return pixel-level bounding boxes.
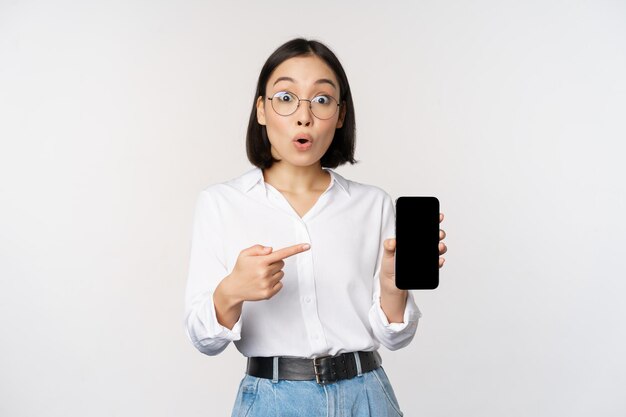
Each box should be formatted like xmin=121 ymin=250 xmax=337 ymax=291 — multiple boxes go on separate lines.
xmin=276 ymin=92 xmax=294 ymax=102
xmin=313 ymin=95 xmax=331 ymax=105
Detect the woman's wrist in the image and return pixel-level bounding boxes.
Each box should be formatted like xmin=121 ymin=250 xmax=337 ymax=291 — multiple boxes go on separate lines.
xmin=215 ymin=274 xmax=243 ymax=306
xmin=213 ymin=276 xmax=244 ymax=329
xmin=380 ymin=276 xmax=406 ymax=296
xmin=379 ymin=280 xmax=408 ymax=324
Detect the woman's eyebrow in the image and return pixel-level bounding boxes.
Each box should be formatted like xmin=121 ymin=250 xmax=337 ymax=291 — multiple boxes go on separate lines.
xmin=272 ymin=76 xmax=337 ymax=90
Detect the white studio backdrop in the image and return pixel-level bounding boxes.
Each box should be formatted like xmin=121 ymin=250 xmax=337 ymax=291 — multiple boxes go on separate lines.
xmin=1 ymin=0 xmax=625 ymax=416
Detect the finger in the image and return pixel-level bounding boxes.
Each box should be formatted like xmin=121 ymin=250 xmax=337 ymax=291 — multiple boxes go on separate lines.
xmin=268 ymin=261 xmax=285 ymax=276
xmin=439 ymin=257 xmax=445 ymax=268
xmin=265 ymin=243 xmax=311 ymax=263
xmin=439 ymin=242 xmax=447 ymax=255
xmin=384 ymin=238 xmax=396 ymax=251
xmin=440 ymin=213 xmax=444 ymax=223
xmin=273 ymin=280 xmax=284 ymax=294
xmin=246 ymin=244 xmax=273 ymax=256
xmin=266 ymin=280 xmax=283 ymax=299
xmin=269 ymin=269 xmax=285 ymax=286
xmin=440 ymin=229 xmax=446 ymax=240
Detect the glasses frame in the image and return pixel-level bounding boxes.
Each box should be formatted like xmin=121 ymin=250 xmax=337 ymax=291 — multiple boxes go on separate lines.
xmin=267 ymin=91 xmax=341 ymax=120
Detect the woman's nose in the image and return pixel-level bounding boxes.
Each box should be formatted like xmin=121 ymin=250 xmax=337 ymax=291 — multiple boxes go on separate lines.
xmin=295 ymin=102 xmax=313 ymax=126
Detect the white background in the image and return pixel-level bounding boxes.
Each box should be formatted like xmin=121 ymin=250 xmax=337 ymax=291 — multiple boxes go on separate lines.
xmin=1 ymin=0 xmax=625 ymax=416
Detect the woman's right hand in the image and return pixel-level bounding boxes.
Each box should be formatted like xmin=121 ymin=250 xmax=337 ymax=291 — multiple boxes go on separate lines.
xmin=224 ymin=243 xmax=311 ymax=303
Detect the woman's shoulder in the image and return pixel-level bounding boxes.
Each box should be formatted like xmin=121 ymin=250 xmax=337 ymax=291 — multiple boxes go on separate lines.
xmin=198 ymin=167 xmax=261 ymax=197
xmin=330 ymin=168 xmax=393 ymax=202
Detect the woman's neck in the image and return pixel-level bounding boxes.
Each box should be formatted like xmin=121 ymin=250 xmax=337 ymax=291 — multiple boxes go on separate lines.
xmin=262 ymin=164 xmax=331 ymax=195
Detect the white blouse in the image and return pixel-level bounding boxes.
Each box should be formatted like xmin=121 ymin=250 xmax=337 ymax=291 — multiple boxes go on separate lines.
xmin=183 ymin=166 xmax=421 ymax=359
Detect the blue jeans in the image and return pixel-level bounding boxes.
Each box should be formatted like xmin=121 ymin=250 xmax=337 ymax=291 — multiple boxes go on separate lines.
xmin=230 ymin=366 xmax=404 ymax=417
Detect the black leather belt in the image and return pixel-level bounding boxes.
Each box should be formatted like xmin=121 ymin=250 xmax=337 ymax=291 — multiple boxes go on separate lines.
xmin=246 ymin=350 xmax=382 ymax=385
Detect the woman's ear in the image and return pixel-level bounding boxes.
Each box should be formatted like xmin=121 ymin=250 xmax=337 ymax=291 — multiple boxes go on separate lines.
xmin=256 ymin=96 xmax=266 ymax=125
xmin=336 ymin=101 xmax=347 ymax=128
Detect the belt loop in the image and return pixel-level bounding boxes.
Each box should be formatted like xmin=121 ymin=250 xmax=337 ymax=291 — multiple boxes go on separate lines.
xmin=353 ymin=352 xmax=363 ymax=377
xmin=271 ymin=357 xmax=279 ymax=384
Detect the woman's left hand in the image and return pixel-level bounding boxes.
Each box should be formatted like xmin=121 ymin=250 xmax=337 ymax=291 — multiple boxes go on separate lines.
xmin=380 ymin=213 xmax=447 ymax=287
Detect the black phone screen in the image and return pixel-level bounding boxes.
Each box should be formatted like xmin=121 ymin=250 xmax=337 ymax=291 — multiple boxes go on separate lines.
xmin=394 ymin=196 xmax=440 ymax=290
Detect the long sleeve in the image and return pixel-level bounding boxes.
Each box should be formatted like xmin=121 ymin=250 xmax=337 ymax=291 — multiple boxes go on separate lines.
xmin=183 ymin=190 xmax=243 ymax=356
xmin=368 ymin=192 xmax=422 ymax=351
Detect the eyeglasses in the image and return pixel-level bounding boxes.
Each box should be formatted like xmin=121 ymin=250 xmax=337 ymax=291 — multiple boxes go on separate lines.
xmin=267 ymin=91 xmax=341 ymax=120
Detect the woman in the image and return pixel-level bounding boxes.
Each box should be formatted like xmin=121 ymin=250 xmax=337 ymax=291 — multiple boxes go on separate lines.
xmin=184 ymin=37 xmax=448 ymax=417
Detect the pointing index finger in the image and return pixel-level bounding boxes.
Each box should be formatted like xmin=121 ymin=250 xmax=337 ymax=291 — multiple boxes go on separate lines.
xmin=266 ymin=243 xmax=311 ymax=263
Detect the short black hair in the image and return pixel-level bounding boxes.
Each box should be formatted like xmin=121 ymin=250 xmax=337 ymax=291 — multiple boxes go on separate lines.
xmin=246 ymin=38 xmax=359 ymax=169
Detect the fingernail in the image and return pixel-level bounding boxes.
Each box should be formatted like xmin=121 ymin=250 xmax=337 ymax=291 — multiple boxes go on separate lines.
xmin=302 ymin=244 xmax=310 ymax=250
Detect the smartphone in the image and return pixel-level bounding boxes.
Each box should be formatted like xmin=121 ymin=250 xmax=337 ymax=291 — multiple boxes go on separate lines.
xmin=395 ymin=196 xmax=440 ymax=290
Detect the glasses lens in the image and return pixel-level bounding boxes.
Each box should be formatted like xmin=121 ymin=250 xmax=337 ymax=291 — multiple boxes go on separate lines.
xmin=310 ymin=95 xmax=338 ymax=119
xmin=271 ymin=91 xmax=298 ymax=116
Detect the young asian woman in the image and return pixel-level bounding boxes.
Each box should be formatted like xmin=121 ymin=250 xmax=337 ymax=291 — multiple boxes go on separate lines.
xmin=184 ymin=37 xmax=448 ymax=417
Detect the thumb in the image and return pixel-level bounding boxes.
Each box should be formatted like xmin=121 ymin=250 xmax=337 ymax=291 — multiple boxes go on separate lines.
xmin=248 ymin=244 xmax=272 ymax=255
xmin=383 ymin=238 xmax=396 ymax=256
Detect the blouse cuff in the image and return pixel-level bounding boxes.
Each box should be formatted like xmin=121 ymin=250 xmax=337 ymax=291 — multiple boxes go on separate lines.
xmin=207 ymin=297 xmax=243 ymax=341
xmin=376 ymin=291 xmax=422 ymax=332
xmin=191 ymin=293 xmax=242 ymax=344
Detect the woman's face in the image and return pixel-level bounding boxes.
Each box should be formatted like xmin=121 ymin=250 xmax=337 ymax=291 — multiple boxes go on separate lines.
xmin=256 ymin=55 xmax=346 ymax=167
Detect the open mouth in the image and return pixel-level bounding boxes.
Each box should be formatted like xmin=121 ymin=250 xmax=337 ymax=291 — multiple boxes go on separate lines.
xmin=293 ymin=138 xmax=313 ymax=150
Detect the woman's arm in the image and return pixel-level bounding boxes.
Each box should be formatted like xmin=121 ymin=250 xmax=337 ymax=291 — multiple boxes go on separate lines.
xmin=213 ymin=275 xmax=244 ymax=330
xmin=379 ymin=286 xmax=408 ymax=324
xmin=367 ymin=191 xmax=422 ymax=351
xmin=184 ymin=190 xmax=242 ymax=356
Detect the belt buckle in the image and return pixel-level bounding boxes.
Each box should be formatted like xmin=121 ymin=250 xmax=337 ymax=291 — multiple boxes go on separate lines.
xmin=313 ymin=355 xmax=332 ymax=385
